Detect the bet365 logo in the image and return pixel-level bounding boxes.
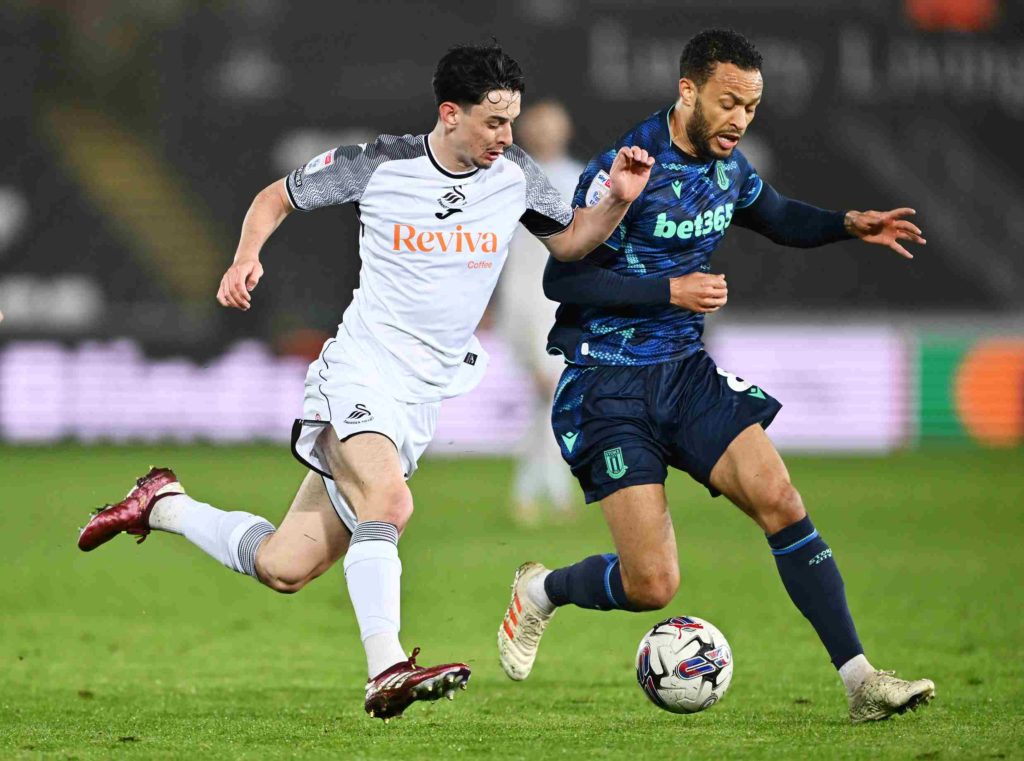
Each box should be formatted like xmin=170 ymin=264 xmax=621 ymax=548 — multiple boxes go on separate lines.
xmin=652 ymin=203 xmax=734 ymax=240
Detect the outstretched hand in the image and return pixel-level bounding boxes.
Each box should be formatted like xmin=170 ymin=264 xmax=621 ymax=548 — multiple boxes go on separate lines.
xmin=844 ymin=208 xmax=926 ymax=259
xmin=608 ymin=146 xmax=655 ymax=204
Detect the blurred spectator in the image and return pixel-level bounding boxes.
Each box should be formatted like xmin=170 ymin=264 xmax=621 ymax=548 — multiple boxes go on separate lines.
xmin=0 ymin=187 xmax=29 ymax=258
xmin=496 ymin=101 xmax=583 ymax=525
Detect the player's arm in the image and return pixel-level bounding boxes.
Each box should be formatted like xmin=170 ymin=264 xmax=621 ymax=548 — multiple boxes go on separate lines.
xmin=543 ymin=147 xmax=654 ymax=262
xmin=217 ymin=178 xmax=293 ymax=311
xmin=543 ymin=255 xmax=728 ymax=313
xmin=543 ymin=252 xmax=668 ymax=306
xmin=218 ymin=143 xmax=374 ymax=311
xmin=733 ymin=182 xmax=926 ymax=258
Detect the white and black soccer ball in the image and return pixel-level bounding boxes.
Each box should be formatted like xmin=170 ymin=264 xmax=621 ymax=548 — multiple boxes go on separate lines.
xmin=635 ymin=615 xmax=733 ymax=714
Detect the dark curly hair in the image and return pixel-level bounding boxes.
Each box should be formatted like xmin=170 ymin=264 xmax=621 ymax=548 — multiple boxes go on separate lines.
xmin=679 ymin=29 xmax=762 ymax=87
xmin=432 ymin=43 xmax=525 ymax=107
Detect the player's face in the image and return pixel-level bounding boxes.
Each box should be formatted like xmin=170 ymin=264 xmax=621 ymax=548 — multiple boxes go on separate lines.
xmin=453 ymin=90 xmax=521 ymax=169
xmin=686 ymin=63 xmax=762 ymax=162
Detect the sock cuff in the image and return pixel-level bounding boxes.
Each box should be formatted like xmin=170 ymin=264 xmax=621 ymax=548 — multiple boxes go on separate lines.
xmin=351 ymin=520 xmax=399 ymax=546
xmin=544 ymin=553 xmax=629 ymax=611
xmin=601 ymin=553 xmax=621 ymax=608
xmin=233 ymin=518 xmax=275 ymax=577
xmin=544 ymin=567 xmax=570 ymax=607
xmin=767 ymin=515 xmax=819 ymax=555
xmin=343 ymin=536 xmax=401 ymax=571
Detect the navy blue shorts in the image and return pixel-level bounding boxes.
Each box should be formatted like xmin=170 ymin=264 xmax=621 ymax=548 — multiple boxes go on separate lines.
xmin=551 ymin=350 xmax=782 ymax=504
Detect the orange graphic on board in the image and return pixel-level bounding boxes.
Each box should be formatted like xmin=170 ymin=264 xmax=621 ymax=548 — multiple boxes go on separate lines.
xmin=953 ymin=338 xmax=1024 ymax=447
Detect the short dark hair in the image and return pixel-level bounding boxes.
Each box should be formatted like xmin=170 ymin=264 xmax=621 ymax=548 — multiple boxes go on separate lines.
xmin=679 ymin=29 xmax=762 ymax=87
xmin=432 ymin=43 xmax=525 ymax=107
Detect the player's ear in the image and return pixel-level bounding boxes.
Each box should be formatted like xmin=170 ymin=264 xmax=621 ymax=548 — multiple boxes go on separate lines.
xmin=678 ymin=78 xmax=697 ymax=108
xmin=438 ymin=101 xmax=460 ymax=128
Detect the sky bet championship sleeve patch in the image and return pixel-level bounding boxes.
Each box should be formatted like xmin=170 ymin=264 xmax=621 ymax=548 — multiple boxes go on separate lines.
xmin=585 ymin=170 xmax=612 ymax=207
xmin=304 ymin=148 xmax=336 ymax=176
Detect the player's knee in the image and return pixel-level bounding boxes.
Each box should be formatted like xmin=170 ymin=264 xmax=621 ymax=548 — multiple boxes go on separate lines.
xmin=623 ymin=566 xmax=680 ymax=611
xmin=264 ymin=574 xmax=306 ymax=594
xmin=362 ymin=482 xmax=414 ymax=531
xmin=259 ymin=564 xmax=312 ymax=594
xmin=759 ymin=481 xmax=806 ymax=535
xmin=256 ymin=545 xmax=324 ymax=594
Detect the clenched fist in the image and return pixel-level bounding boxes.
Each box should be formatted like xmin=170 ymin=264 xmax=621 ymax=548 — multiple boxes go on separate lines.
xmin=669 ymin=272 xmax=727 ymax=313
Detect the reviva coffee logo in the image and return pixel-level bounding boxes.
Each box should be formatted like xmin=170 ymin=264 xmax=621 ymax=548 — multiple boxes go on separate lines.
xmin=392 ymin=224 xmax=498 ymax=254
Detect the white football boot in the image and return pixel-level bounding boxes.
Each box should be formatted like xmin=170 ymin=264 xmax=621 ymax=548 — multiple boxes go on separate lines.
xmin=848 ymin=670 xmax=935 ymax=723
xmin=498 ymin=562 xmax=555 ymax=681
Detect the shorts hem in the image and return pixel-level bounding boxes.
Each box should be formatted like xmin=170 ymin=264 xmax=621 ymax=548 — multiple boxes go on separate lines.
xmin=320 ymin=475 xmax=356 ymax=534
xmin=290 ymin=419 xmax=333 ymax=478
xmin=291 ymin=419 xmax=401 ymax=479
xmin=583 ymin=476 xmax=667 ymax=504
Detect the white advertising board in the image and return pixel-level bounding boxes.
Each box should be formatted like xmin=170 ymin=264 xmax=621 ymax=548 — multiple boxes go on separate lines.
xmin=706 ymin=324 xmax=909 ymax=452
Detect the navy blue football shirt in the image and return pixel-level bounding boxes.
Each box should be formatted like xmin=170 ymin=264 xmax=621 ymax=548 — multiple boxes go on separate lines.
xmin=557 ymin=106 xmax=763 ymax=366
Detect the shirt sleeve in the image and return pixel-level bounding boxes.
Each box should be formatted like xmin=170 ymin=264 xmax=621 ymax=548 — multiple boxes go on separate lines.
xmin=735 ymin=155 xmax=765 ymax=210
xmin=571 ymin=150 xmax=615 ymax=208
xmin=285 ymin=142 xmax=379 ymax=211
xmin=732 ymin=181 xmax=851 ymax=247
xmin=505 ymin=145 xmax=575 ymax=238
xmin=543 ymin=252 xmax=670 ymax=307
xmin=572 ymin=148 xmax=631 ymax=251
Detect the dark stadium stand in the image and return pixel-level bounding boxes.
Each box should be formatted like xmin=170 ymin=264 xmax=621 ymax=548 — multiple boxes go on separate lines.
xmin=4 ymin=0 xmax=1023 ymax=352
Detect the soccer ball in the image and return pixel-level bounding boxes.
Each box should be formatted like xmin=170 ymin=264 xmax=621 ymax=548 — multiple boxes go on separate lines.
xmin=635 ymin=615 xmax=733 ymax=713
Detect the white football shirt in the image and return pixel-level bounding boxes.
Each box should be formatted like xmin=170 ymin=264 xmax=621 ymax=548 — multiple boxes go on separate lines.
xmin=286 ymin=134 xmax=574 ymax=402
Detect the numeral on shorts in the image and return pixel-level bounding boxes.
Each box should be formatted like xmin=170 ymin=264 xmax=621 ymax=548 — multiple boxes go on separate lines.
xmin=716 ymin=367 xmax=752 ymax=393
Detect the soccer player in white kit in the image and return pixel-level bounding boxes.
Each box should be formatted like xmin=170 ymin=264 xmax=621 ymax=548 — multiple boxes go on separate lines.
xmin=77 ymin=44 xmax=654 ymax=721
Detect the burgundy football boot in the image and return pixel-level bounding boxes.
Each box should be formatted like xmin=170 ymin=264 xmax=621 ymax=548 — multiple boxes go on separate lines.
xmin=364 ymin=647 xmax=471 ymax=721
xmin=77 ymin=467 xmax=182 ymax=552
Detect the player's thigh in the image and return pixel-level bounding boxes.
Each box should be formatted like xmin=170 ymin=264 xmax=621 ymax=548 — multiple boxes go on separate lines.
xmin=316 ymin=429 xmax=411 ymax=525
xmin=657 ymin=352 xmax=781 ymax=495
xmin=552 ymin=365 xmax=668 ymax=504
xmin=601 ymin=483 xmax=678 ymax=590
xmin=258 ymin=471 xmax=351 ymax=587
xmin=708 ymin=423 xmax=805 ymax=533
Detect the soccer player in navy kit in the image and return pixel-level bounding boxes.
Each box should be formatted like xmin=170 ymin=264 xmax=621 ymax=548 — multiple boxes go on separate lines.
xmin=498 ymin=29 xmax=935 ymax=723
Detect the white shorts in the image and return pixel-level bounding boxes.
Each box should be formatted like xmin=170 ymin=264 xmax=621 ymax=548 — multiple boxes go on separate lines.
xmin=290 ymin=338 xmax=440 ymax=532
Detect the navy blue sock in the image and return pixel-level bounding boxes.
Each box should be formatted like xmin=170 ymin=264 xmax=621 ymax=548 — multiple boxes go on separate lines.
xmin=768 ymin=515 xmax=863 ymax=669
xmin=544 ymin=553 xmax=636 ymax=611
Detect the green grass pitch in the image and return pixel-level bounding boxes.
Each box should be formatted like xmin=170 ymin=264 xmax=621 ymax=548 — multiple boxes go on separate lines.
xmin=1 ymin=445 xmax=1021 ymax=759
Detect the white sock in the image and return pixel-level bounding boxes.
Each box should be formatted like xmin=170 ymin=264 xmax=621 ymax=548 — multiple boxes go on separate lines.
xmin=343 ymin=521 xmax=406 ymax=678
xmin=839 ymin=654 xmax=875 ymax=695
xmin=153 ymin=494 xmax=274 ymax=578
xmin=149 ymin=491 xmax=192 ymax=534
xmin=363 ymin=632 xmax=407 ymax=679
xmin=527 ymin=571 xmax=556 ymax=615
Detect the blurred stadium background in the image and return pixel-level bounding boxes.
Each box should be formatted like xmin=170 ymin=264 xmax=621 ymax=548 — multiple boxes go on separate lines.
xmin=2 ymin=0 xmax=1022 ymax=454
